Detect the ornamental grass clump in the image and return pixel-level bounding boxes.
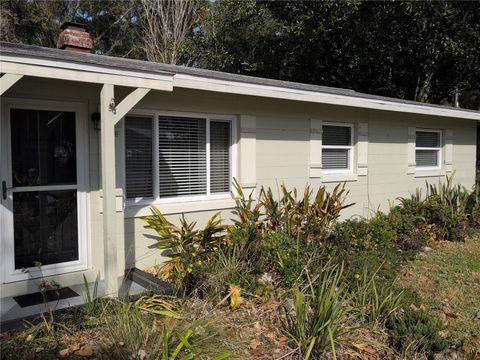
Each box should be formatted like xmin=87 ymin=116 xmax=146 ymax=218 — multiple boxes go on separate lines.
xmin=282 ymin=264 xmax=345 ymax=360
xmin=349 ymin=265 xmax=404 ymax=326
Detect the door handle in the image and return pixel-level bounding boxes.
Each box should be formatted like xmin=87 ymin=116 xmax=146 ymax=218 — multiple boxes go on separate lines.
xmin=1 ymin=181 xmax=11 ymax=200
xmin=2 ymin=181 xmax=6 ymax=200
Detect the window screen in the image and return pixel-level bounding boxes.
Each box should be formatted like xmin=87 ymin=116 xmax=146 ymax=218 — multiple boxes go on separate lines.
xmin=125 ymin=116 xmax=153 ymax=199
xmin=158 ymin=116 xmax=207 ymax=198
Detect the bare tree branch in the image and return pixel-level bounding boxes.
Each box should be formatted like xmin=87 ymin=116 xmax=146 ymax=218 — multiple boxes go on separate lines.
xmin=140 ymin=0 xmax=196 ymax=64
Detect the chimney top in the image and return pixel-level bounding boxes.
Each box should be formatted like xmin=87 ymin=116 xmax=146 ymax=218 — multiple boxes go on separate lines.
xmin=57 ymin=21 xmax=93 ymax=53
xmin=60 ymin=21 xmax=88 ymax=31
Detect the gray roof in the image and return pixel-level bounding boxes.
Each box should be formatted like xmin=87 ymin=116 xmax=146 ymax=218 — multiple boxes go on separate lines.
xmin=1 ymin=41 xmax=479 ymax=115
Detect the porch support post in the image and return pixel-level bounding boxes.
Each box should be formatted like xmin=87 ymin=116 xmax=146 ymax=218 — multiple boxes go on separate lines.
xmin=0 ymin=73 xmax=24 ymax=95
xmin=100 ymin=83 xmax=119 ymax=296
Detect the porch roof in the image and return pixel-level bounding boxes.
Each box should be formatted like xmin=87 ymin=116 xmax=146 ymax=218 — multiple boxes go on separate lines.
xmin=1 ymin=41 xmax=479 ymax=121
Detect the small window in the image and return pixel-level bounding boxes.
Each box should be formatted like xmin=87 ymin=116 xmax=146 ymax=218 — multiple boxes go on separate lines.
xmin=416 ymin=130 xmax=441 ymax=169
xmin=322 ymin=124 xmax=353 ymax=172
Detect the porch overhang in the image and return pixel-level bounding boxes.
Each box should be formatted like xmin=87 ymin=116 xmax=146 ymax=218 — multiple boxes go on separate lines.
xmin=0 ymin=57 xmax=173 ymax=91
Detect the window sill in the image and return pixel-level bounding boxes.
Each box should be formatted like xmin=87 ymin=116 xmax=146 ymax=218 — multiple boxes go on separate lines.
xmin=321 ymin=173 xmax=358 ymax=183
xmin=414 ymin=169 xmax=446 ymax=178
xmin=125 ymin=197 xmax=237 ymax=218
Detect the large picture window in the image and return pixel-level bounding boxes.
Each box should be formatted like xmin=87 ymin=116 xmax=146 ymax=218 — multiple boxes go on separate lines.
xmin=415 ymin=129 xmax=442 ymax=170
xmin=125 ymin=114 xmax=233 ymax=201
xmin=322 ymin=123 xmax=354 ymax=173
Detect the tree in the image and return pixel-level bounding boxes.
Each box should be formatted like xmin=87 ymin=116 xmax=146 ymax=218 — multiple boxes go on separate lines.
xmin=187 ymin=0 xmax=480 ymax=109
xmin=140 ymin=0 xmax=198 ymax=64
xmin=0 ymin=0 xmax=144 ymax=58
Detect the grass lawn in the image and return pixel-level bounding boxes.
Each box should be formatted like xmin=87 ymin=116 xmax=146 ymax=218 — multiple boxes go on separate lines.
xmin=395 ymin=233 xmax=480 ymax=354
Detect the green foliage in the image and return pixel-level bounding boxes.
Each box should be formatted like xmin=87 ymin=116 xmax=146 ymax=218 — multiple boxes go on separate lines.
xmin=260 ymin=182 xmax=354 ymax=239
xmin=188 ymin=1 xmax=480 ymax=109
xmin=82 ymin=273 xmax=102 ymax=316
xmin=327 ymin=215 xmax=403 ymax=285
xmin=349 ymin=266 xmax=405 ymax=325
xmin=231 ymin=178 xmax=263 ymax=244
xmin=282 ymin=264 xmax=345 ymax=359
xmin=396 ymin=175 xmax=471 ymax=242
xmin=233 ymin=178 xmax=353 ymax=240
xmin=142 ymin=206 xmax=226 ymax=294
xmin=387 ymin=308 xmax=449 ymax=359
xmin=1 ymin=0 xmax=144 ymax=58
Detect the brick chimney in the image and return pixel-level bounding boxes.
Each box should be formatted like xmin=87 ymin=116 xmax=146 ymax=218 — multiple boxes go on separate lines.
xmin=57 ymin=22 xmax=93 ymax=53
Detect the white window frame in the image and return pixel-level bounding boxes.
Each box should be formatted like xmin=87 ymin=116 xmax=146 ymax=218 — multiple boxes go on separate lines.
xmin=321 ymin=122 xmax=354 ymax=175
xmin=415 ymin=128 xmax=442 ymax=171
xmin=122 ymin=110 xmax=237 ymax=207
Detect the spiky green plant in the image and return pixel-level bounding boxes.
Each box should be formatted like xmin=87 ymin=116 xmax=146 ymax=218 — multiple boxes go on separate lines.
xmin=142 ymin=207 xmax=227 ymax=292
xmin=349 ymin=265 xmax=404 ymax=325
xmin=282 ymin=264 xmax=345 ymax=360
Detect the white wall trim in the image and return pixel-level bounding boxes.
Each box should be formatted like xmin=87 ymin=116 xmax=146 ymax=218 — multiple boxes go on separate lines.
xmin=238 ymin=115 xmax=257 ymax=190
xmin=173 ymin=74 xmax=480 ymax=121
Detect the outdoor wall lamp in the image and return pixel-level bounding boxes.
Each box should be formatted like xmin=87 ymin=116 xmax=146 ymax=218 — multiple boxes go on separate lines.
xmin=91 ymin=112 xmax=101 ymax=130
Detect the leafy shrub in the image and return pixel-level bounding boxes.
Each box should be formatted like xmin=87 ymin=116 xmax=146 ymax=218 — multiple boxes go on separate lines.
xmin=326 ymin=215 xmax=403 ymax=284
xmin=142 ymin=207 xmax=227 ymax=294
xmin=258 ymin=231 xmax=326 ymax=288
xmin=386 ymin=308 xmax=449 ymax=359
xmin=282 ymin=264 xmax=345 ymax=359
xmin=396 ymin=175 xmax=471 ymax=243
xmin=388 ymin=205 xmax=429 ymax=250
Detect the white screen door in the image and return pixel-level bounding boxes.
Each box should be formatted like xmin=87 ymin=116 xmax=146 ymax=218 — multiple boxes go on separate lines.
xmin=1 ymin=101 xmax=88 ymax=282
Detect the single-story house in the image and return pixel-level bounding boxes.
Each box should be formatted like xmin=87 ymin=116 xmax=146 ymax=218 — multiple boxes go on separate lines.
xmin=0 ymin=24 xmax=479 ymax=315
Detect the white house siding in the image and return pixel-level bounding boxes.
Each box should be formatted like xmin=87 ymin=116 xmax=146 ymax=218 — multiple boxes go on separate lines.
xmin=0 ymin=77 xmax=476 ymax=297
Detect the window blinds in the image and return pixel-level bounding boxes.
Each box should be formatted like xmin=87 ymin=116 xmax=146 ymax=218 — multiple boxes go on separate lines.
xmin=322 ymin=148 xmax=349 ymax=169
xmin=322 ymin=125 xmax=352 ymax=170
xmin=125 ymin=116 xmax=153 ymax=199
xmin=210 ymin=121 xmax=231 ymax=193
xmin=158 ymin=116 xmax=207 ymax=197
xmin=322 ymin=125 xmax=351 ymax=146
xmin=416 ymin=130 xmax=440 ymax=167
xmin=416 ymin=150 xmax=438 ymax=167
xmin=416 ymin=131 xmax=440 ymax=148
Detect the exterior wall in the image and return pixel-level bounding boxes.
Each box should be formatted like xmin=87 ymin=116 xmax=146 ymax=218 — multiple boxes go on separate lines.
xmin=0 ymin=77 xmax=476 ymax=297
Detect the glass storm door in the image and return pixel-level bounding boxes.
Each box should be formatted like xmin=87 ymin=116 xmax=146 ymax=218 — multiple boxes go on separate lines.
xmin=1 ymin=106 xmax=86 ymax=281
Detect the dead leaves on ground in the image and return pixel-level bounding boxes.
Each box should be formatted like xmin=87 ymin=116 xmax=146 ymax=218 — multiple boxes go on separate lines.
xmin=58 ymin=343 xmax=94 ymax=357
xmin=345 ymin=342 xmax=379 ymax=360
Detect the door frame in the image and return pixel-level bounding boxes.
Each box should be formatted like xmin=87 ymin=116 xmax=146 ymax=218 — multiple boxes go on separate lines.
xmin=0 ymin=97 xmax=89 ymax=283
